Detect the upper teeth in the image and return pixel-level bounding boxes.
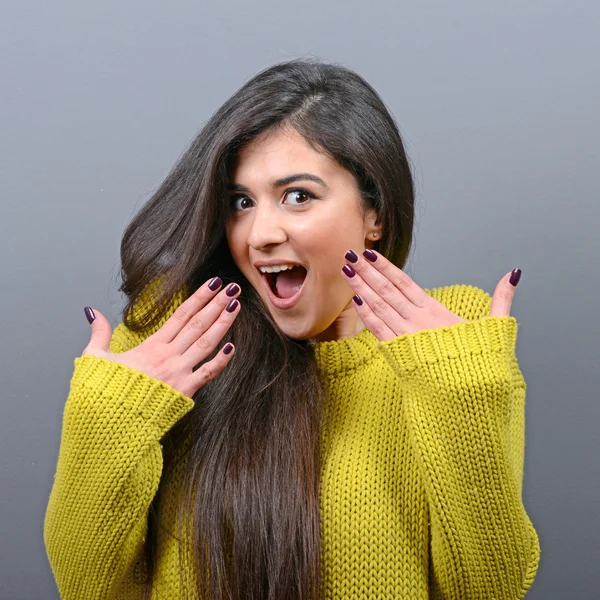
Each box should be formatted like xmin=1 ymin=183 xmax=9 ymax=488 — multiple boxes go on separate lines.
xmin=258 ymin=264 xmax=298 ymax=273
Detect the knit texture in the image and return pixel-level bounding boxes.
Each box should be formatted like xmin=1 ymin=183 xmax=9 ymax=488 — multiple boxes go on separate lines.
xmin=44 ymin=283 xmax=540 ymax=599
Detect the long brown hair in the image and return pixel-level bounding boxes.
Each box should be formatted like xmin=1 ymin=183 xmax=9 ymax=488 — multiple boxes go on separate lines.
xmin=118 ymin=58 xmax=415 ymax=600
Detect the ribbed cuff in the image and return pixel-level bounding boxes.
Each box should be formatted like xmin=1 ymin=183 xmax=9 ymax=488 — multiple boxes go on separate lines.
xmin=69 ymin=355 xmax=194 ymax=439
xmin=376 ymin=316 xmax=518 ymax=377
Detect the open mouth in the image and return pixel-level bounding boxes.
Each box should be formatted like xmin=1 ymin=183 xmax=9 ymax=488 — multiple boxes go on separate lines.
xmin=261 ymin=265 xmax=308 ymax=300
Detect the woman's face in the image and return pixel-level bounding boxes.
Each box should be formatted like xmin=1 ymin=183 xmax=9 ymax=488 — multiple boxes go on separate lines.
xmin=225 ymin=126 xmax=380 ymax=342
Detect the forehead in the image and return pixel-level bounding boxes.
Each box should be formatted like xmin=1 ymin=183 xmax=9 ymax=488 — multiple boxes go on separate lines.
xmin=231 ymin=127 xmax=344 ymax=183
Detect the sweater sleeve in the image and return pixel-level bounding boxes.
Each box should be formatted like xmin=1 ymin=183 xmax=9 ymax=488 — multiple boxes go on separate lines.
xmin=377 ymin=315 xmax=540 ymax=599
xmin=44 ymin=323 xmax=194 ymax=599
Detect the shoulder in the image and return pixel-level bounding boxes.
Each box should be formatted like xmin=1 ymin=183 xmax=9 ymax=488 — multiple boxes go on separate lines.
xmin=422 ymin=283 xmax=492 ymax=322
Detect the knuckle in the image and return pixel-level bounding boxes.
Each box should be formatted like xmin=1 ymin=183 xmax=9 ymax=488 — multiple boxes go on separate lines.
xmin=394 ymin=272 xmax=412 ymax=289
xmin=198 ymin=362 xmax=215 ymax=384
xmin=93 ymin=322 xmax=108 ymax=334
xmin=498 ymin=288 xmax=514 ymax=302
xmin=188 ymin=316 xmax=207 ymax=332
xmin=371 ymin=298 xmax=388 ymax=316
xmin=372 ymin=320 xmax=387 ymax=338
xmin=377 ymin=280 xmax=395 ymax=297
xmin=173 ymin=306 xmax=191 ymax=324
xmin=195 ymin=335 xmax=212 ymax=351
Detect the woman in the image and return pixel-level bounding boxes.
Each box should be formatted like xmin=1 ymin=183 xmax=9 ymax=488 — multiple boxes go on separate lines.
xmin=44 ymin=59 xmax=540 ymax=599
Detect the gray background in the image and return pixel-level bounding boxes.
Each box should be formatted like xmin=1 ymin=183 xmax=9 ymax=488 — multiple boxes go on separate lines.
xmin=1 ymin=0 xmax=598 ymax=598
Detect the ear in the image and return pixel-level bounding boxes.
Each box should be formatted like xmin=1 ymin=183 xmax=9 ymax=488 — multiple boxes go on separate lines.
xmin=363 ymin=208 xmax=382 ymax=249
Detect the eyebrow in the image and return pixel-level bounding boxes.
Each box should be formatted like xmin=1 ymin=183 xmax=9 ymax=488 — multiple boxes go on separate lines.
xmin=228 ymin=173 xmax=328 ymax=192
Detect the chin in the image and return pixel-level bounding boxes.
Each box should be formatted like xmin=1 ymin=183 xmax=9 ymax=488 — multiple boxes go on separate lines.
xmin=268 ymin=315 xmax=323 ymax=341
xmin=275 ymin=322 xmax=315 ymax=341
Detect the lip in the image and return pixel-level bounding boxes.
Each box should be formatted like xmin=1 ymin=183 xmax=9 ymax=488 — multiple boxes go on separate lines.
xmin=259 ymin=269 xmax=308 ymax=309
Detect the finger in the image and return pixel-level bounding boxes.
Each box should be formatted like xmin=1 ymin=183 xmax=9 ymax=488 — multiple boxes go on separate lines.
xmin=81 ymin=307 xmax=113 ymax=355
xmin=186 ymin=343 xmax=236 ymax=396
xmin=489 ymin=269 xmax=520 ymax=317
xmin=180 ymin=294 xmax=241 ymax=367
xmin=342 ymin=264 xmax=407 ymax=334
xmin=172 ymin=282 xmax=241 ymax=354
xmin=344 ymin=250 xmax=414 ymax=317
xmin=356 ymin=249 xmax=429 ymax=308
xmin=151 ymin=277 xmax=225 ymax=344
xmin=351 ymin=295 xmax=396 ymax=341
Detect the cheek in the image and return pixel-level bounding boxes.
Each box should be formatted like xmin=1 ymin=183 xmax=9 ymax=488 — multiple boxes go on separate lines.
xmin=309 ymin=247 xmax=345 ymax=289
xmin=225 ymin=225 xmax=246 ymax=262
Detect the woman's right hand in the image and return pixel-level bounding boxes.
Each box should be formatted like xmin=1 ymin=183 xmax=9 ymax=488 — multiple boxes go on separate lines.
xmin=80 ymin=278 xmax=241 ymax=398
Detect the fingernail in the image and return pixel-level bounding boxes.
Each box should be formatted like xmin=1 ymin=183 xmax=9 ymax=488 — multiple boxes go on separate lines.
xmin=226 ymin=299 xmax=239 ymax=312
xmin=208 ymin=276 xmax=222 ymax=291
xmin=226 ymin=283 xmax=240 ymax=297
xmin=84 ymin=306 xmax=96 ymax=324
xmin=352 ymin=294 xmax=363 ymax=306
xmin=223 ymin=343 xmax=234 ymax=355
xmin=342 ymin=264 xmax=356 ymax=278
xmin=509 ymin=268 xmax=522 ymax=287
xmin=363 ymin=249 xmax=377 ymax=262
xmin=345 ymin=249 xmax=358 ymax=263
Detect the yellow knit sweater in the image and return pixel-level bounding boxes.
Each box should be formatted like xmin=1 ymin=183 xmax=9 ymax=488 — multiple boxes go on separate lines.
xmin=44 ymin=283 xmax=540 ymax=599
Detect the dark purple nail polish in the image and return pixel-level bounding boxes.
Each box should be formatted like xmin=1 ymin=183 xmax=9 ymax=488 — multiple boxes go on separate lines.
xmin=509 ymin=268 xmax=522 ymax=287
xmin=84 ymin=306 xmax=96 ymax=324
xmin=345 ymin=249 xmax=359 ymax=263
xmin=208 ymin=277 xmax=222 ymax=291
xmin=226 ymin=299 xmax=239 ymax=312
xmin=352 ymin=294 xmax=363 ymax=306
xmin=363 ymin=249 xmax=377 ymax=262
xmin=223 ymin=343 xmax=234 ymax=355
xmin=226 ymin=283 xmax=240 ymax=297
xmin=342 ymin=264 xmax=356 ymax=278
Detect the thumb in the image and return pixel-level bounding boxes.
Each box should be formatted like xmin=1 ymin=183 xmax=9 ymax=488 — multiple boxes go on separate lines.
xmin=82 ymin=306 xmax=113 ymax=355
xmin=489 ymin=268 xmax=521 ymax=317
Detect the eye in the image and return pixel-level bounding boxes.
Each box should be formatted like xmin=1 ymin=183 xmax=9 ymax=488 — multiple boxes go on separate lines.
xmin=229 ymin=188 xmax=316 ymax=213
xmin=284 ymin=188 xmax=316 ymax=206
xmin=230 ymin=195 xmax=254 ymax=212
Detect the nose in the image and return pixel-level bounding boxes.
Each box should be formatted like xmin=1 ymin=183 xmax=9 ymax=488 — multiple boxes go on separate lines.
xmin=246 ymin=199 xmax=287 ymax=250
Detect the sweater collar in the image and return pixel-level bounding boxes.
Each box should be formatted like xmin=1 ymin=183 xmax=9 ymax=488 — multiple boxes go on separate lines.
xmin=311 ymin=326 xmax=381 ymax=377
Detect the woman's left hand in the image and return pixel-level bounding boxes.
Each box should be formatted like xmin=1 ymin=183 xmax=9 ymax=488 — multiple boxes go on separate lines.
xmin=342 ymin=249 xmax=521 ymax=342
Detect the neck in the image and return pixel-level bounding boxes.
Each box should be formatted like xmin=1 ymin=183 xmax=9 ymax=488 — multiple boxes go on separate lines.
xmin=309 ymin=300 xmax=365 ymax=344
